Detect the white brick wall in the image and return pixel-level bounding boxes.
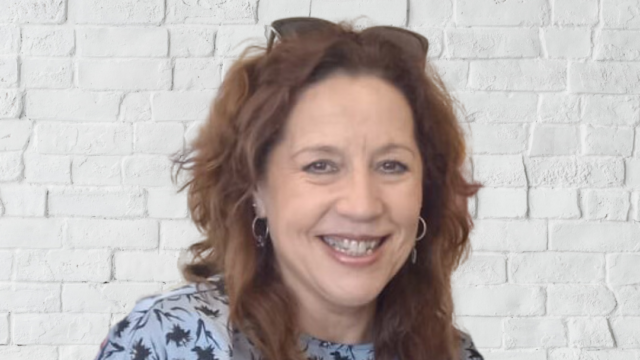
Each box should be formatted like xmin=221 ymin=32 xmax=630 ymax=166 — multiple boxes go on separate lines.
xmin=0 ymin=1 xmax=638 ymax=359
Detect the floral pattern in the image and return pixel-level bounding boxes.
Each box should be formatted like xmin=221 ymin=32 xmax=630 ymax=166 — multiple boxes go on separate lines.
xmin=94 ymin=275 xmax=483 ymax=360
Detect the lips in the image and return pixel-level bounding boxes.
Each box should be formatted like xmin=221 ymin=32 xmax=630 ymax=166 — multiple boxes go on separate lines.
xmin=319 ymin=235 xmax=387 ymax=257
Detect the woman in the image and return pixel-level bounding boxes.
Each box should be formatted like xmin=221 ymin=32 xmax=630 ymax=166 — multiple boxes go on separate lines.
xmin=95 ymin=17 xmax=482 ymax=360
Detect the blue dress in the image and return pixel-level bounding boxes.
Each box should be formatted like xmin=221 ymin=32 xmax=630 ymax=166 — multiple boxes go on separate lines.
xmin=94 ymin=275 xmax=484 ymax=360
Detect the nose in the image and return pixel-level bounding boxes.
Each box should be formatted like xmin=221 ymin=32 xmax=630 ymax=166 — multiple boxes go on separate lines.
xmin=334 ymin=166 xmax=384 ymax=221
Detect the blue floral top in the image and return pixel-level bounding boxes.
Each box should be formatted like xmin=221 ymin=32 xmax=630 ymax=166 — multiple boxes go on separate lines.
xmin=94 ymin=275 xmax=484 ymax=360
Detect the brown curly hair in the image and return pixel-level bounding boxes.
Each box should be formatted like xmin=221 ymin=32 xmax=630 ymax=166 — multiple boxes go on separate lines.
xmin=175 ymin=22 xmax=480 ymax=360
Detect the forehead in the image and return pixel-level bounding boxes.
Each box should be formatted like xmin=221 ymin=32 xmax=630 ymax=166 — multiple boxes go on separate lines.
xmin=282 ymin=74 xmax=415 ymax=147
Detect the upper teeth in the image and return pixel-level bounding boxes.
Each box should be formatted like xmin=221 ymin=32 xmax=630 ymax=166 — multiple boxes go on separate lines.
xmin=321 ymin=236 xmax=383 ymax=257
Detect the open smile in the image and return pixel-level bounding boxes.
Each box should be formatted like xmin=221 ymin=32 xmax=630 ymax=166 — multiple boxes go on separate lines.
xmin=318 ymin=235 xmax=389 ymax=257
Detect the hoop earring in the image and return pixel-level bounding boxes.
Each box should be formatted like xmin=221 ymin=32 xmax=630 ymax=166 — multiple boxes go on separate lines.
xmin=252 ymin=217 xmax=269 ymax=248
xmin=412 ymin=216 xmax=428 ymax=264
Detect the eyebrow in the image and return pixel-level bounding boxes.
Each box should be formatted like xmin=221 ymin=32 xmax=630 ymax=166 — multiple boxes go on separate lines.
xmin=292 ymin=143 xmax=417 ymax=159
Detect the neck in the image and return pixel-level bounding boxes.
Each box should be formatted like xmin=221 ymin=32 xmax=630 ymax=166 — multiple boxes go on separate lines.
xmin=298 ymin=299 xmax=376 ymax=345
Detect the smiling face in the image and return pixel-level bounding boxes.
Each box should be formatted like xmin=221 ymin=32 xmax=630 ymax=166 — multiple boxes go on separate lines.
xmin=253 ymin=73 xmax=423 ymax=329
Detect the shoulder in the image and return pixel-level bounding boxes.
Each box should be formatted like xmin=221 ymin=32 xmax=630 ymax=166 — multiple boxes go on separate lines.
xmin=95 ymin=275 xmax=234 ymax=360
xmin=457 ymin=330 xmax=484 ymax=360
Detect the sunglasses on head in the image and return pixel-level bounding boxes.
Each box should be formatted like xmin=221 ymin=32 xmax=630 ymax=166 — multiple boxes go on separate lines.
xmin=266 ymin=17 xmax=429 ymax=67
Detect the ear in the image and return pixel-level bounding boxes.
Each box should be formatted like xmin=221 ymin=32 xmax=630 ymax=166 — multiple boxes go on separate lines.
xmin=252 ymin=186 xmax=268 ymax=218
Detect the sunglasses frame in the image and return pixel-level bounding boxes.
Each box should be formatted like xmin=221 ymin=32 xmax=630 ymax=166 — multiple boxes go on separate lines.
xmin=265 ymin=17 xmax=429 ymax=65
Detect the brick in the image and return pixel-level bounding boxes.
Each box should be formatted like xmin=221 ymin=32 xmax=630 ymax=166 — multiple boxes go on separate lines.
xmin=447 ymin=28 xmax=540 ymax=59
xmin=470 ymin=60 xmax=566 ymax=91
xmin=596 ymin=30 xmax=640 ymax=61
xmin=430 ymin=60 xmax=468 ymax=90
xmin=529 ymin=188 xmax=580 ymax=219
xmin=13 ymin=313 xmax=110 ymax=345
xmin=215 ymin=25 xmax=266 ymax=57
xmin=24 ymin=153 xmax=71 ymax=184
xmin=0 ymin=57 xmax=18 ymax=87
xmin=616 ymin=286 xmax=640 ymax=315
xmin=114 ymin=250 xmax=181 ymax=281
xmin=0 ymin=185 xmax=45 ymax=216
xmin=0 ymin=347 xmax=58 ymax=360
xmin=67 ymin=219 xmax=158 ymax=249
xmin=310 ymin=0 xmax=406 ymax=26
xmin=59 ymin=346 xmax=98 ymax=360
xmin=457 ymin=92 xmax=537 ymax=123
xmin=75 ymin=0 xmax=164 ymax=24
xmin=122 ymin=155 xmax=173 ymax=186
xmin=0 ymin=218 xmax=63 ymax=248
xmin=582 ymin=95 xmax=640 ymax=126
xmin=62 ymin=282 xmax=161 ymax=313
xmin=0 ymin=313 xmax=6 ymax=344
xmin=550 ymin=221 xmax=640 ymax=252
xmin=36 ymin=123 xmax=132 ymax=155
xmin=634 ymin=192 xmax=640 ymax=221
xmin=26 ymin=90 xmax=121 ymax=121
xmin=484 ymin=350 xmax=546 ymax=360
xmin=174 ymin=58 xmax=223 ymax=90
xmin=160 ymin=219 xmax=202 ymax=249
xmin=119 ymin=92 xmax=151 ymax=122
xmin=167 ymin=0 xmax=257 ymax=24
xmin=629 ymin=159 xmax=640 ymax=188
xmin=452 ymin=254 xmax=506 ymax=285
xmin=78 ymin=60 xmax=171 ymax=91
xmin=472 ymin=155 xmax=526 ymax=187
xmin=0 ymin=90 xmax=21 ymax=118
xmin=540 ymin=94 xmax=581 ymax=123
xmin=471 ymin=220 xmax=547 ymax=252
xmin=0 ymin=283 xmax=60 ymax=312
xmin=577 ymin=157 xmax=625 ymax=187
xmin=453 ymin=285 xmax=545 ymax=316
xmin=568 ymin=317 xmax=614 ymax=348
xmin=582 ymin=190 xmax=630 ymax=221
xmin=467 ymin=123 xmax=528 ymax=154
xmin=529 ymin=124 xmax=579 ymax=156
xmin=408 ymin=0 xmax=452 ymax=26
xmin=0 ymin=252 xmax=12 ymax=280
xmin=549 ymin=285 xmax=617 ymax=316
xmin=0 ymin=0 xmax=66 ymax=24
xmin=72 ymin=156 xmax=121 ymax=186
xmin=608 ymin=254 xmax=640 ymax=286
xmin=504 ymin=318 xmax=566 ymax=348
xmin=476 ymin=187 xmax=527 ymax=219
xmin=510 ymin=253 xmax=604 ymax=284
xmin=544 ymin=27 xmax=591 ymax=58
xmin=169 ymin=27 xmax=216 ymax=57
xmin=21 ymin=57 xmax=72 ymax=88
xmin=77 ymin=27 xmax=168 ymax=57
xmin=48 ymin=188 xmax=145 ymax=217
xmin=583 ymin=126 xmax=634 ymax=156
xmin=0 ymin=26 xmax=20 ymax=54
xmin=603 ymin=0 xmax=640 ymax=29
xmin=0 ymin=152 xmax=22 ymax=181
xmin=0 ymin=120 xmax=31 ymax=151
xmin=550 ymin=349 xmax=639 ymax=360
xmin=554 ymin=0 xmax=599 ymax=25
xmin=134 ymin=123 xmax=184 ymax=155
xmin=571 ymin=62 xmax=640 ymax=94
xmin=15 ymin=249 xmax=111 ymax=281
xmin=454 ymin=317 xmax=502 ymax=348
xmin=152 ymin=91 xmax=214 ymax=121
xmin=21 ymin=26 xmax=73 ymax=56
xmin=148 ymin=188 xmax=188 ymax=219
xmin=456 ymin=0 xmax=549 ymax=26
xmin=258 ymin=0 xmax=311 ymax=24
xmin=610 ymin=317 xmax=640 ymax=348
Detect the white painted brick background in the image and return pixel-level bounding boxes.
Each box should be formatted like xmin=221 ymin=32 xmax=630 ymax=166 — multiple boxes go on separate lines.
xmin=0 ymin=0 xmax=638 ymax=359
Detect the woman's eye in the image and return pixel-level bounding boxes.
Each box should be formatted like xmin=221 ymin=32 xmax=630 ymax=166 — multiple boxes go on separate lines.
xmin=303 ymin=161 xmax=338 ymax=174
xmin=379 ymin=160 xmax=408 ymax=174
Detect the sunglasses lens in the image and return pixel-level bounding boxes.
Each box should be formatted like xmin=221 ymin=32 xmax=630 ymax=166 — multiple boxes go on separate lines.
xmin=363 ymin=27 xmax=429 ymax=63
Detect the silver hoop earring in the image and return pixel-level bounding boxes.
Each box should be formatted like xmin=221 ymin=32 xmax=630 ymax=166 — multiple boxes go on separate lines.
xmin=412 ymin=216 xmax=428 ymax=264
xmin=251 ymin=217 xmax=269 ymax=248
xmin=416 ymin=216 xmax=427 ymax=241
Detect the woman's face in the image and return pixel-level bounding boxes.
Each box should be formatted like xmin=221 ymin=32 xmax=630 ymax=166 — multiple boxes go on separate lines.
xmin=254 ymin=73 xmax=423 ymax=313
